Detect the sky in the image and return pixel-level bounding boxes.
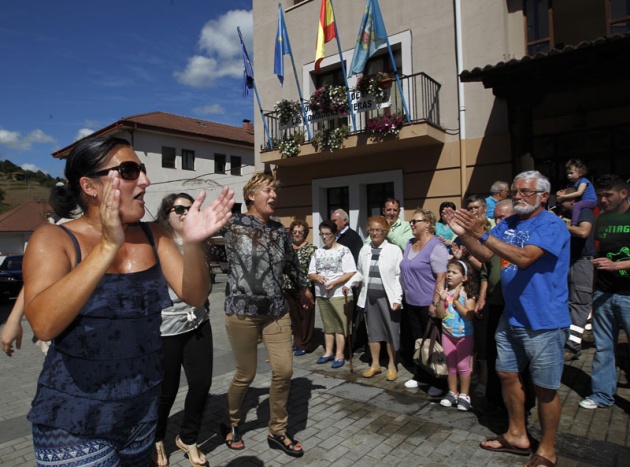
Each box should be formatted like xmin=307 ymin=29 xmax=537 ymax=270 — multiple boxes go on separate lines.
xmin=0 ymin=0 xmax=254 ymax=178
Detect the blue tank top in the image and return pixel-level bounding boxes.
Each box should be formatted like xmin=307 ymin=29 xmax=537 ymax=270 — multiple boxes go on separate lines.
xmin=28 ymin=223 xmax=172 ymax=436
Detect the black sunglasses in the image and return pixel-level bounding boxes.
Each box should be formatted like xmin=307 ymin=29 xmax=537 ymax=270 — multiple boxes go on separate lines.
xmin=170 ymin=205 xmax=191 ymax=215
xmin=87 ymin=161 xmax=147 ymax=181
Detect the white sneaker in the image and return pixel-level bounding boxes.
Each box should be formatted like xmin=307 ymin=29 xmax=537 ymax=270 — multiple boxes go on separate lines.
xmin=427 ymin=386 xmax=444 ymax=397
xmin=579 ymin=398 xmax=599 ymax=409
xmin=457 ymin=394 xmax=472 ymax=411
xmin=440 ymin=391 xmax=459 ymax=407
xmin=404 ymin=379 xmax=419 ymax=389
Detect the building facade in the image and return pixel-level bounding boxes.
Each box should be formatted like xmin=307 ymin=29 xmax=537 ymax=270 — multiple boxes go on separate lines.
xmin=252 ymin=0 xmax=629 ymax=243
xmin=53 ymin=112 xmax=255 ymax=220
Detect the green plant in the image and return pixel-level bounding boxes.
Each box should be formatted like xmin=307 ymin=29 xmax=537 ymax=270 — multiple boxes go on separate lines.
xmin=274 ymin=99 xmax=302 ymax=126
xmin=278 ymin=132 xmax=305 ymax=158
xmin=308 ymin=85 xmax=349 ymax=116
xmin=366 ymin=113 xmax=405 ymax=138
xmin=311 ymin=125 xmax=349 ymax=152
xmin=354 ymin=72 xmax=389 ymax=102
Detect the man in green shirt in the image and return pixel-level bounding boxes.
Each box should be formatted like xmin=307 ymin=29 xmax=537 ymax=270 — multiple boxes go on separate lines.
xmin=383 ymin=198 xmax=413 ymax=251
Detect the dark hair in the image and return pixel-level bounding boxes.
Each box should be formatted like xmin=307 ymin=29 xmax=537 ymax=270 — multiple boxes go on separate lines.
xmin=384 ymin=198 xmax=401 ymax=209
xmin=156 ymin=193 xmax=194 ymax=237
xmin=289 ymin=220 xmax=310 ymax=236
xmin=464 ymin=194 xmax=486 ymax=209
xmin=447 ymin=258 xmax=478 ymax=300
xmin=566 ymin=159 xmax=588 ymax=176
xmin=438 ymin=201 xmax=456 ymax=223
xmin=595 ymin=174 xmax=628 ymax=192
xmin=49 ymin=136 xmax=131 ymax=218
xmin=319 ymin=219 xmax=338 ymax=235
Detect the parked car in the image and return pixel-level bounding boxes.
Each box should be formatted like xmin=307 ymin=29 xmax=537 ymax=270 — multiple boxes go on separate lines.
xmin=0 ymin=255 xmax=23 ymax=303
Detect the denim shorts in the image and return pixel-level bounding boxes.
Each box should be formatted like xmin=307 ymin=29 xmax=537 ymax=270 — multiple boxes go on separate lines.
xmin=495 ymin=314 xmax=568 ymax=390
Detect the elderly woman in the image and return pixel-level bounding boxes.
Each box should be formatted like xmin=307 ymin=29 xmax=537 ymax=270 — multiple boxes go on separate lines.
xmin=400 ymin=208 xmax=449 ymax=395
xmin=283 ymin=220 xmax=317 ymax=356
xmin=23 ymin=136 xmax=233 ymax=466
xmin=221 ymin=173 xmax=313 ymax=458
xmin=153 ymin=193 xmax=214 ymax=467
xmin=308 ymin=220 xmax=357 ymax=369
xmin=345 ymin=216 xmax=403 ymax=381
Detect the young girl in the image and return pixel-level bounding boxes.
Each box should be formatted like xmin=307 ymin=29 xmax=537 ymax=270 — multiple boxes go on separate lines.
xmin=556 ymin=159 xmax=597 ymax=226
xmin=435 ymin=259 xmax=477 ymax=411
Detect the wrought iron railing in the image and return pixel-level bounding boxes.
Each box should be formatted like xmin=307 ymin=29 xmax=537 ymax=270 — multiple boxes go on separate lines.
xmin=261 ymin=72 xmax=441 ymax=150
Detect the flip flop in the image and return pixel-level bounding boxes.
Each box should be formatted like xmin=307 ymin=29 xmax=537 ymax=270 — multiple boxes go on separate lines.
xmin=175 ymin=436 xmax=207 ymax=466
xmin=526 ymin=453 xmax=557 ymax=467
xmin=267 ymin=433 xmax=304 ymax=458
xmin=479 ymin=434 xmax=531 ymax=456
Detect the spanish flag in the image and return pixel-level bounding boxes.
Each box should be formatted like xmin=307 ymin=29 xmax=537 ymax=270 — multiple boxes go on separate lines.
xmin=315 ymin=0 xmax=335 ymax=72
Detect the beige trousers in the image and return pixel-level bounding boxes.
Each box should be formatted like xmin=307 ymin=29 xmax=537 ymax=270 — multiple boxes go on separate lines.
xmin=224 ymin=313 xmax=293 ymax=435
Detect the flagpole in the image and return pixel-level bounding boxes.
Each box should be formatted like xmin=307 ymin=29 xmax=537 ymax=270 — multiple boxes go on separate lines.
xmin=238 ymin=26 xmax=274 ymax=150
xmin=328 ymin=0 xmax=357 ymax=132
xmin=278 ymin=5 xmax=312 ymax=141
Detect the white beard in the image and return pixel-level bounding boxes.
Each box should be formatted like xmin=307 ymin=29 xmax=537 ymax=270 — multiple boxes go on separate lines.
xmin=512 ymin=195 xmax=541 ymax=215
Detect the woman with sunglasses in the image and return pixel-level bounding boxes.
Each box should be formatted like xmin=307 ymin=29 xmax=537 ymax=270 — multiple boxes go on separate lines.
xmin=152 ymin=193 xmax=213 ymax=467
xmin=220 ymin=173 xmax=313 ymax=458
xmin=283 ymin=220 xmax=317 ymax=356
xmin=399 ymin=208 xmax=449 ymax=396
xmin=23 ymin=136 xmax=234 ymax=466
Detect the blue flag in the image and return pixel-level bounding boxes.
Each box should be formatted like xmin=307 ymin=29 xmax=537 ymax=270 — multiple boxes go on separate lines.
xmin=274 ymin=4 xmax=292 ymax=86
xmin=348 ymin=0 xmax=388 ymax=77
xmin=238 ymin=27 xmax=254 ymax=97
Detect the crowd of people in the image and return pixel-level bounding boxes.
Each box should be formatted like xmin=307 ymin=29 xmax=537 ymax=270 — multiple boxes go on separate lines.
xmin=2 ymin=139 xmax=628 ymax=467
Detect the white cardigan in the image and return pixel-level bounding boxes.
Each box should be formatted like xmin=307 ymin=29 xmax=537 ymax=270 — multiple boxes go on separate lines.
xmin=346 ymin=240 xmax=403 ymax=309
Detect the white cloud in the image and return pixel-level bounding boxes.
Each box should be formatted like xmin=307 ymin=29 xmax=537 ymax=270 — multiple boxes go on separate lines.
xmin=193 ymin=104 xmax=225 ymax=115
xmin=74 ymin=128 xmax=95 ymax=141
xmin=21 ymin=163 xmax=48 ymax=175
xmin=175 ymin=9 xmax=252 ymax=88
xmin=0 ymin=128 xmax=57 ymax=150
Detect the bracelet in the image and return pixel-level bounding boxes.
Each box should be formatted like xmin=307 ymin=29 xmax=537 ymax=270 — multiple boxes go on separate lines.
xmin=432 ymin=300 xmax=439 ymax=307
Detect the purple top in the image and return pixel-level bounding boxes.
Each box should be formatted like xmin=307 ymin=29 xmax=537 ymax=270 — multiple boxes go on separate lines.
xmin=400 ymin=236 xmax=448 ymax=306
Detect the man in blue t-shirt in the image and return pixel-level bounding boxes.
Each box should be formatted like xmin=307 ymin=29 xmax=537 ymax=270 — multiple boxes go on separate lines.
xmin=444 ymin=171 xmax=570 ymax=467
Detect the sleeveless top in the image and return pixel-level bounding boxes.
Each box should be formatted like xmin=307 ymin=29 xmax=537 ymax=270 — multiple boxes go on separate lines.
xmin=28 ymin=223 xmax=172 ymax=436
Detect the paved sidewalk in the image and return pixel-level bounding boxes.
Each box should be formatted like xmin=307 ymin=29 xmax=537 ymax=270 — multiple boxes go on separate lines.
xmin=1 ymin=274 xmax=630 ymax=466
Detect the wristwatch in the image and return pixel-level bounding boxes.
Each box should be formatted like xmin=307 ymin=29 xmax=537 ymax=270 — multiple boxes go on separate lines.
xmin=479 ymin=231 xmax=491 ymax=243
xmin=432 ymin=300 xmax=439 ymax=307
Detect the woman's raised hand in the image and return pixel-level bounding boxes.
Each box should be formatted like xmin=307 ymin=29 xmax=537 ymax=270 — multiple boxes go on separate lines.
xmin=100 ymin=172 xmax=125 ymax=249
xmin=182 ymin=187 xmax=235 ymax=244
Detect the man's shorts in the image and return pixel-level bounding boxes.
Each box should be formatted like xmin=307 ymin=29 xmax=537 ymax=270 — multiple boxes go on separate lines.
xmin=495 ymin=314 xmax=569 ymax=390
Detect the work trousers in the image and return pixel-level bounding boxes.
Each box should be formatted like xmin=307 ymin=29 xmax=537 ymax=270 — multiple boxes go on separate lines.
xmin=225 ymin=313 xmax=293 ymax=436
xmin=566 ymin=258 xmax=594 ymax=353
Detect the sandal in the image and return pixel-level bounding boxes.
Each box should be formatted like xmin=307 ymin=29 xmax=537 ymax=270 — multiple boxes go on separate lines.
xmin=175 ymin=435 xmax=207 ymax=466
xmin=220 ymin=423 xmax=245 ymax=450
xmin=151 ymin=441 xmax=169 ymax=467
xmin=267 ymin=433 xmax=304 ymax=458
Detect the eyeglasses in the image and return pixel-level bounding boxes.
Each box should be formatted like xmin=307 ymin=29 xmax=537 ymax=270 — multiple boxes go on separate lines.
xmin=292 ymin=230 xmax=305 ymax=236
xmin=409 ymin=219 xmax=428 ymax=225
xmin=170 ymin=205 xmax=191 ymax=215
xmin=367 ymin=228 xmax=385 ymax=234
xmin=319 ymin=232 xmax=334 ymax=238
xmin=509 ymin=189 xmax=544 ymax=198
xmin=87 ymin=161 xmax=147 ymax=181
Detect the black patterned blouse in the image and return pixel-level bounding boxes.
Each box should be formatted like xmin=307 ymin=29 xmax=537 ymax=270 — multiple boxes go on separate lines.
xmin=222 ymin=213 xmax=307 ymax=317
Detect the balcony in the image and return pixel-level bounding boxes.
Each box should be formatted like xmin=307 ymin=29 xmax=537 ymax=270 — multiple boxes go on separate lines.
xmin=260 ymin=72 xmax=446 ymax=166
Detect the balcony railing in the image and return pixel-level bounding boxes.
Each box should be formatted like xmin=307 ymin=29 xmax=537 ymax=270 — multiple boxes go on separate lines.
xmin=261 ymin=72 xmax=441 ymax=150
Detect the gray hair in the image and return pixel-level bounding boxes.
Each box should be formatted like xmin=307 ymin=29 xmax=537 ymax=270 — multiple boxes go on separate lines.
xmin=495 ymin=198 xmax=514 ymax=211
xmin=513 ymin=170 xmax=551 ymax=193
xmin=332 ymin=209 xmax=349 ymax=222
xmin=490 ymin=181 xmax=509 ymax=194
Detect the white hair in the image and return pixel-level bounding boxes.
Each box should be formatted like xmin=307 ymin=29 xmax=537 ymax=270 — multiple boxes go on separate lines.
xmin=512 ymin=171 xmax=550 ymax=193
xmin=490 ymin=181 xmax=509 ymax=194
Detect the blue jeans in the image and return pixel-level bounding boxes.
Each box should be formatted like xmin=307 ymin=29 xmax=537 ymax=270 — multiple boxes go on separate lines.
xmin=589 ymin=290 xmax=630 ymax=407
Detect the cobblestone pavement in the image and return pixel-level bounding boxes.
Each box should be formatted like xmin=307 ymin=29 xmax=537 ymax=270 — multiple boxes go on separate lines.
xmin=1 ymin=275 xmax=630 ymax=466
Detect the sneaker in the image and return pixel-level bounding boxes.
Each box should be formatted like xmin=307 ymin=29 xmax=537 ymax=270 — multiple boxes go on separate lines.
xmin=457 ymin=394 xmax=472 ymax=411
xmin=404 ymin=379 xmax=419 ymax=389
xmin=440 ymin=391 xmax=459 ymax=407
xmin=427 ymin=386 xmax=444 ymax=397
xmin=579 ymin=398 xmax=599 ymax=410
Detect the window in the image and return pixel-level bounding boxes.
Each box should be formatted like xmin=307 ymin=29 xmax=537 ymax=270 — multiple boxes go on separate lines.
xmin=327 ymin=187 xmax=349 ymax=218
xmin=314 ymin=66 xmax=346 ymax=89
xmin=214 ymin=154 xmax=226 ymax=174
xmin=162 ymin=146 xmax=176 ymax=169
xmin=609 ymin=0 xmax=630 ymax=34
xmin=525 ymin=0 xmax=553 ymax=55
xmin=230 ymin=156 xmax=242 ymax=176
xmin=364 ymin=47 xmax=402 ymax=78
xmin=182 ymin=149 xmax=195 ymax=171
xmin=366 ymin=182 xmax=394 ymax=217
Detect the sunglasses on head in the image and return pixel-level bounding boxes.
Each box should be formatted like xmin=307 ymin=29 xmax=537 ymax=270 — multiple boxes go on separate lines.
xmin=170 ymin=205 xmax=191 ymax=215
xmin=87 ymin=161 xmax=147 ymax=181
